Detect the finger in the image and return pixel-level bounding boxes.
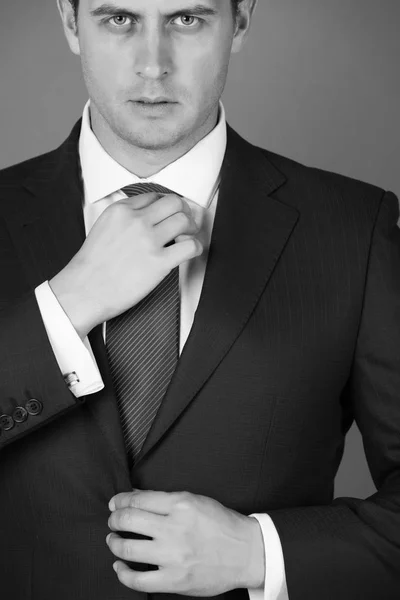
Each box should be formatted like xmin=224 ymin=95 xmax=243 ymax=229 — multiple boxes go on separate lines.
xmin=154 ymin=212 xmax=199 ymax=247
xmin=106 ymin=535 xmax=163 ymax=566
xmin=165 ymin=237 xmax=203 ymax=267
xmin=110 ymin=490 xmax=179 ymax=515
xmin=175 ymin=233 xmax=194 ymax=243
xmin=120 ymin=191 xmax=164 ymax=210
xmin=108 ymin=507 xmax=165 ymax=536
xmin=145 ymin=194 xmax=192 ymax=226
xmin=113 ymin=561 xmax=175 ymax=594
xmin=184 ymin=198 xmax=205 ymax=230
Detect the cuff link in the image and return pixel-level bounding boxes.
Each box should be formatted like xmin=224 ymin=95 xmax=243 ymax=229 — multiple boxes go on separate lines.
xmin=64 ymin=371 xmax=80 ymax=389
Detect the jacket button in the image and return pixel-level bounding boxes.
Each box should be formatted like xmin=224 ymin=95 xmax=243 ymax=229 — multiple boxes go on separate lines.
xmin=0 ymin=414 xmax=15 ymax=431
xmin=25 ymin=399 xmax=43 ymax=416
xmin=13 ymin=406 xmax=28 ymax=423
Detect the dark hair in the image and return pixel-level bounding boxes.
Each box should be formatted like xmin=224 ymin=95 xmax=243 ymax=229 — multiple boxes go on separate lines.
xmin=69 ymin=0 xmax=243 ymax=18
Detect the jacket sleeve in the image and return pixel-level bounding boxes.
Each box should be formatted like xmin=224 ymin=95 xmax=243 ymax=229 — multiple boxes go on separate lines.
xmin=267 ymin=191 xmax=400 ymax=600
xmin=35 ymin=280 xmax=104 ymax=397
xmin=0 ymin=289 xmax=84 ymax=450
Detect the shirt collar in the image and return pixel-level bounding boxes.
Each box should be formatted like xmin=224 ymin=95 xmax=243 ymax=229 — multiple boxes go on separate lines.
xmin=79 ymin=100 xmax=227 ymax=209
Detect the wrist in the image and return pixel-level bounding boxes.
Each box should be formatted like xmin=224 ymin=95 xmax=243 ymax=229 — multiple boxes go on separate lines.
xmin=239 ymin=516 xmax=266 ymax=590
xmin=49 ymin=266 xmax=100 ymax=340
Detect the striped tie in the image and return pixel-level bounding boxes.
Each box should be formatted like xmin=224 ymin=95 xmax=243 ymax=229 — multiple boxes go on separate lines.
xmin=105 ymin=183 xmax=180 ymax=467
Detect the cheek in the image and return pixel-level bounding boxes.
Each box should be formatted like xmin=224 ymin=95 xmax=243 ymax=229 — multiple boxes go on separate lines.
xmin=177 ymin=47 xmax=228 ymax=102
xmin=196 ymin=55 xmax=229 ymax=103
xmin=80 ymin=39 xmax=127 ymax=95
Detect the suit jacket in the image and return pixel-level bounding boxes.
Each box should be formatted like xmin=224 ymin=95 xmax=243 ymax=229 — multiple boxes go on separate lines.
xmin=0 ymin=120 xmax=399 ymax=600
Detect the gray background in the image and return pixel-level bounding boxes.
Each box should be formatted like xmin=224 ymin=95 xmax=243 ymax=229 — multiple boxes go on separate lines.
xmin=1 ymin=0 xmax=399 ymax=498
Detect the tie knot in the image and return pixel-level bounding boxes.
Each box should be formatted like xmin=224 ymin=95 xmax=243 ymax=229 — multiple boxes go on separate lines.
xmin=122 ymin=182 xmax=176 ymax=197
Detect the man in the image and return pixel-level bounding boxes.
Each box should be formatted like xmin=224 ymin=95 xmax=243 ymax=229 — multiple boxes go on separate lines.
xmin=0 ymin=0 xmax=399 ymax=598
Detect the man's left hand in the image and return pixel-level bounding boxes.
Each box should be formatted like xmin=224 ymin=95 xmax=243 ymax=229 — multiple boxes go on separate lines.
xmin=107 ymin=489 xmax=265 ymax=595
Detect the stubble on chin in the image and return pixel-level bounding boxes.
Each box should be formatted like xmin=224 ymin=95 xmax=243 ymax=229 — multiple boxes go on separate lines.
xmin=113 ymin=111 xmax=190 ymax=152
xmin=117 ymin=125 xmax=184 ymax=152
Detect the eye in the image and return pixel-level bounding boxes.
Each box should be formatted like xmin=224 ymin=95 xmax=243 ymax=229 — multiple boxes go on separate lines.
xmin=173 ymin=15 xmax=200 ymax=27
xmin=109 ymin=15 xmax=132 ymax=27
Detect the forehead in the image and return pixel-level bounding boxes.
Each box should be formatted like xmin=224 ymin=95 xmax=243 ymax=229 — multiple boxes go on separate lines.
xmin=86 ymin=0 xmax=226 ymax=13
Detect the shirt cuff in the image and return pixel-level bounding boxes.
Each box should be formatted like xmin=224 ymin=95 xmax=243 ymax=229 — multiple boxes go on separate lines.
xmin=247 ymin=513 xmax=289 ymax=600
xmin=34 ymin=280 xmax=105 ymax=397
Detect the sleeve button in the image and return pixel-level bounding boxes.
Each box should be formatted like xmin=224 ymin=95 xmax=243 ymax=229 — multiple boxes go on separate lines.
xmin=0 ymin=414 xmax=15 ymax=431
xmin=25 ymin=399 xmax=43 ymax=416
xmin=13 ymin=406 xmax=28 ymax=423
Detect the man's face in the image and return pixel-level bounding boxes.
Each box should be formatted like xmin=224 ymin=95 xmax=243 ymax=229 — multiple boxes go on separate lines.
xmin=65 ymin=0 xmax=245 ymax=151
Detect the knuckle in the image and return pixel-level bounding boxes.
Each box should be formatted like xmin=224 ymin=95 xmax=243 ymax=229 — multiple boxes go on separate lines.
xmin=129 ymin=494 xmax=142 ymax=509
xmin=135 ymin=211 xmax=147 ymax=225
xmin=119 ymin=508 xmax=133 ymax=528
xmin=122 ymin=539 xmax=134 ymax=559
xmin=172 ymin=195 xmax=184 ymax=212
xmin=178 ymin=490 xmax=192 ymax=502
xmin=132 ymin=192 xmax=153 ymax=206
xmin=175 ymin=491 xmax=193 ymax=511
xmin=176 ymin=212 xmax=189 ymax=227
xmin=136 ymin=208 xmax=149 ymax=224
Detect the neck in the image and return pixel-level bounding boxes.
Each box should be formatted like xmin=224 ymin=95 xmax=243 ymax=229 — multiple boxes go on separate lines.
xmin=89 ymin=105 xmax=220 ymax=179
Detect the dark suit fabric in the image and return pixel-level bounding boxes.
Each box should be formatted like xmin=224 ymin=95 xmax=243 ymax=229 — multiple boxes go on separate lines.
xmin=0 ymin=120 xmax=399 ymax=600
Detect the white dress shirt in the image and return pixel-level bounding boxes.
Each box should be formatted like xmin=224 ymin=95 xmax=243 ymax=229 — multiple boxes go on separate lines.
xmin=34 ymin=100 xmax=289 ymax=600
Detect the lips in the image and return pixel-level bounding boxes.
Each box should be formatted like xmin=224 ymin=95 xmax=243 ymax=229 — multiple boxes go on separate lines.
xmin=130 ymin=98 xmax=178 ymax=116
xmin=135 ymin=97 xmax=174 ymax=104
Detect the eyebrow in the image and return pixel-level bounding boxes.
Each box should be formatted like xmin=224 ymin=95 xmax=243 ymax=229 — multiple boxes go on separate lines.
xmin=90 ymin=3 xmax=219 ymax=19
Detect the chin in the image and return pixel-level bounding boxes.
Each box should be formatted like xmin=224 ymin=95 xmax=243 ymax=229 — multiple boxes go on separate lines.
xmin=122 ymin=124 xmax=186 ymax=151
xmin=130 ymin=137 xmax=175 ymax=151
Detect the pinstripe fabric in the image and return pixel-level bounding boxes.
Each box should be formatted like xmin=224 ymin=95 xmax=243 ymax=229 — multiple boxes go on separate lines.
xmin=105 ymin=183 xmax=180 ymax=466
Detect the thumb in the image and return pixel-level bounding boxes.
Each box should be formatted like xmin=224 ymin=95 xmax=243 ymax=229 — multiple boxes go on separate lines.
xmin=124 ymin=191 xmax=167 ymax=210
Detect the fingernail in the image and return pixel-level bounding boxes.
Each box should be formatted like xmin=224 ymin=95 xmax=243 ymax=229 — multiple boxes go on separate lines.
xmin=106 ymin=533 xmax=111 ymax=544
xmin=109 ymin=499 xmax=116 ymax=511
xmin=113 ymin=562 xmax=119 ymax=573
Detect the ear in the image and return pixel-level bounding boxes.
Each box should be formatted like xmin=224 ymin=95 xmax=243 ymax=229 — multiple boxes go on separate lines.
xmin=231 ymin=0 xmax=258 ymax=54
xmin=57 ymin=0 xmax=80 ymax=56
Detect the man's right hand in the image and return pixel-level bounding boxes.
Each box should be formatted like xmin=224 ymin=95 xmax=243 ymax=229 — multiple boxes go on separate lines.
xmin=49 ymin=192 xmax=203 ymax=339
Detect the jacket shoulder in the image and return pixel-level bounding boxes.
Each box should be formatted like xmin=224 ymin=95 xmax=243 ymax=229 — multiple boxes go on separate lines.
xmin=0 ymin=118 xmax=81 ymax=194
xmin=258 ymin=146 xmax=387 ymax=211
xmin=0 ymin=148 xmax=60 ymax=191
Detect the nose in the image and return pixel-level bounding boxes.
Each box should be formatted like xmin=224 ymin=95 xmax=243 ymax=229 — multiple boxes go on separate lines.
xmin=134 ymin=26 xmax=171 ymax=80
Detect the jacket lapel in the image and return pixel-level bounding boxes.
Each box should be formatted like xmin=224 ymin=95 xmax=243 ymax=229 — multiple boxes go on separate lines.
xmin=135 ymin=126 xmax=300 ymax=466
xmin=5 ymin=121 xmax=130 ymax=477
xmin=6 ymin=121 xmax=86 ymax=286
xmin=6 ymin=120 xmax=300 ymax=474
